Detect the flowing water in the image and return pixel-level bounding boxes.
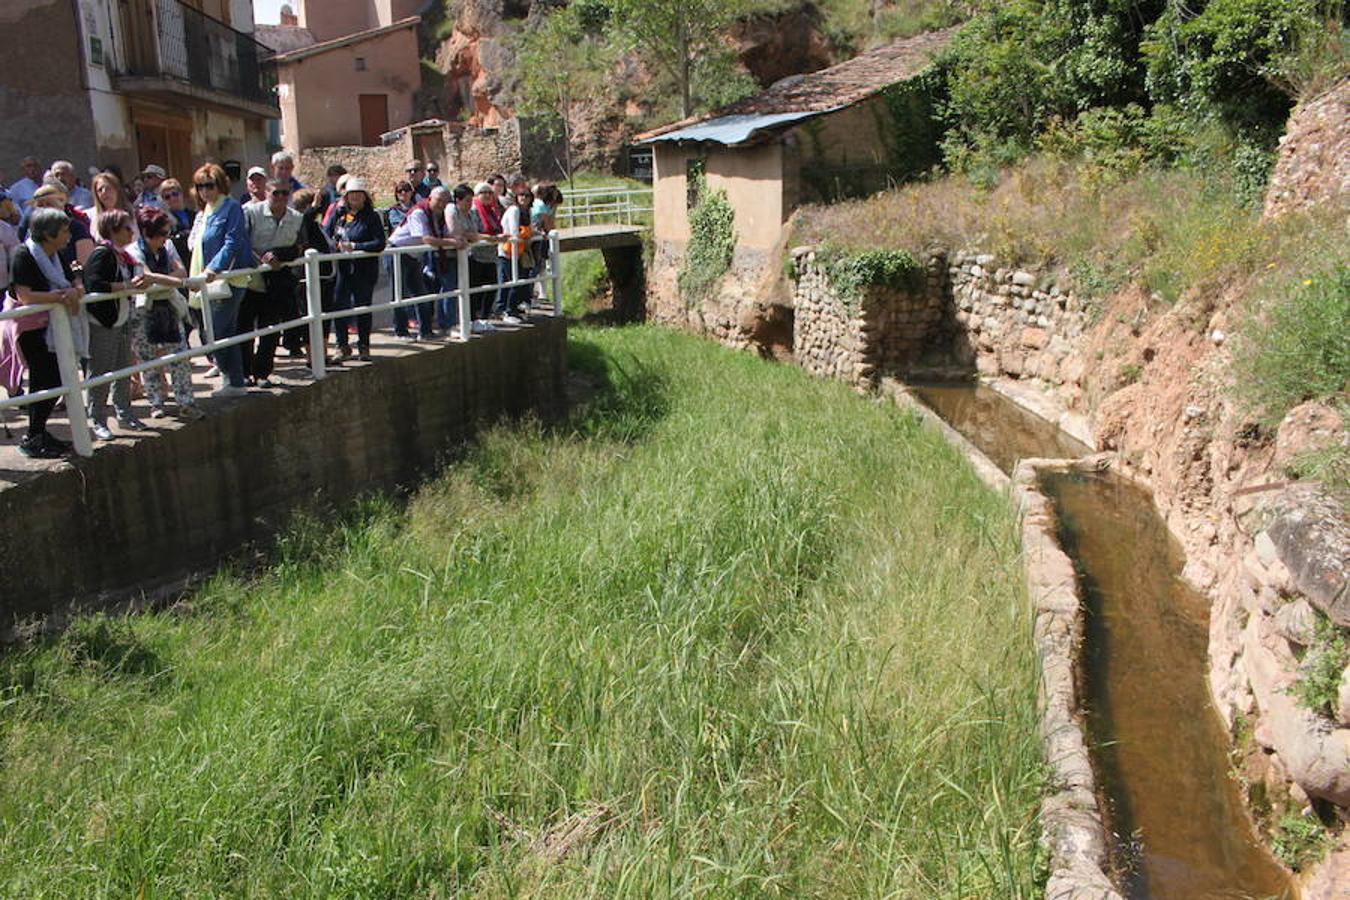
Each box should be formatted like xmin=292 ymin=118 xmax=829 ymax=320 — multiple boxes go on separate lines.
xmin=909 ymin=382 xmax=1089 ymax=475
xmin=909 ymin=382 xmax=1293 ymax=899
xmin=1044 ymin=471 xmax=1292 ymax=900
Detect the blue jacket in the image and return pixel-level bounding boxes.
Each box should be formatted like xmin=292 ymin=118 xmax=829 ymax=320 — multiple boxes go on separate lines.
xmin=200 ymin=196 xmax=253 ymax=274
xmin=325 ymin=205 xmax=386 ymax=282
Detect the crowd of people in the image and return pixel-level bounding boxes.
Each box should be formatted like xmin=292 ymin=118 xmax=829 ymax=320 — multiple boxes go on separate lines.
xmin=0 ymin=152 xmax=566 ymax=459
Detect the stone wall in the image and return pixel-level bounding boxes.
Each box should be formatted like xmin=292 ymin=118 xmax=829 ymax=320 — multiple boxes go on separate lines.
xmin=0 ymin=320 xmax=567 ymax=634
xmin=788 ymin=246 xmax=945 ymax=386
xmin=296 ymin=118 xmax=524 ymax=204
xmin=945 ymin=251 xmax=1089 ymax=387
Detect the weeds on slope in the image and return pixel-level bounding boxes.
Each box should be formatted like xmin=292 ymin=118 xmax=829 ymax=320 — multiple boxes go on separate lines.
xmin=0 ymin=327 xmax=1043 ymax=898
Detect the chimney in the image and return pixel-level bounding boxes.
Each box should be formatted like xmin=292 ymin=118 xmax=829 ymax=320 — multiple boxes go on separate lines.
xmin=279 ymin=4 xmax=298 ymax=26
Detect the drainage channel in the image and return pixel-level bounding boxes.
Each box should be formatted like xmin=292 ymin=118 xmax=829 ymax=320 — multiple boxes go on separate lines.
xmin=908 ymin=381 xmax=1293 ymax=899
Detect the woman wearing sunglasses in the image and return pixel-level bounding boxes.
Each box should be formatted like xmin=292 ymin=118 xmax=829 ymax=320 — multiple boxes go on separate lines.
xmin=187 ymin=163 xmax=253 ymax=398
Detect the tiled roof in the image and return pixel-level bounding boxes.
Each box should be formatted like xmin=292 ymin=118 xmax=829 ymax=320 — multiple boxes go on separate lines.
xmin=255 ymin=24 xmax=317 ymax=55
xmin=272 ymin=17 xmax=420 ymax=64
xmin=636 ymin=27 xmax=956 ymax=144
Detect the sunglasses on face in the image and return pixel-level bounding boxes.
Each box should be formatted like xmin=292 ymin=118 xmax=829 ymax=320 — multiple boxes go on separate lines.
xmin=195 ymin=182 xmax=216 ymax=190
xmin=396 ymin=187 xmax=412 ymax=193
xmin=162 ymin=190 xmax=181 ymax=198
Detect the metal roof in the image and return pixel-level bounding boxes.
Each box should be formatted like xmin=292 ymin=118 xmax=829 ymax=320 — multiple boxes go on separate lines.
xmin=637 ymin=109 xmax=830 ymax=147
xmin=635 ymin=28 xmax=956 ymax=147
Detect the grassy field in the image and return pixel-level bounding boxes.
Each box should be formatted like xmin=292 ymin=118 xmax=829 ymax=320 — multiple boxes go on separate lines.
xmin=0 ymin=327 xmax=1043 ymax=897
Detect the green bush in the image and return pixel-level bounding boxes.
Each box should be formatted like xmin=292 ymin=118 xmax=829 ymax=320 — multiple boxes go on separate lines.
xmin=1272 ymin=811 xmax=1332 ymax=870
xmin=678 ymin=179 xmax=736 ymax=305
xmin=1235 ymin=264 xmax=1350 ymax=424
xmin=562 ymin=248 xmax=609 ymax=317
xmin=817 ymin=245 xmax=923 ymax=310
xmin=1292 ymin=613 xmax=1350 ymax=718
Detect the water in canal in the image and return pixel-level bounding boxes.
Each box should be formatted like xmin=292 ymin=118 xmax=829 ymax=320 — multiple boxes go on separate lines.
xmin=910 ymin=382 xmax=1293 ymax=899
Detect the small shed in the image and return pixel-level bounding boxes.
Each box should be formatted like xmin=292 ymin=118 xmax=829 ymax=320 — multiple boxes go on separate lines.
xmin=636 ymin=28 xmax=954 ymax=257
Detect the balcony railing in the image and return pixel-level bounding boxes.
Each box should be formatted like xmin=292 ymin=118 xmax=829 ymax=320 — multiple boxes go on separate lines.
xmin=114 ymin=0 xmax=276 ymax=108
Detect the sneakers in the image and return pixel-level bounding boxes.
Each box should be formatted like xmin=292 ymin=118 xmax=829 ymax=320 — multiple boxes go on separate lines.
xmin=89 ymin=421 xmax=114 ymax=441
xmin=17 ymin=432 xmax=68 ymax=460
xmin=396 ymin=333 xmax=416 ymax=342
xmin=205 ymin=365 xmax=220 ymax=378
xmin=150 ymin=406 xmax=169 ymax=419
xmin=471 ymin=320 xmax=496 ymax=334
xmin=358 ymin=349 xmax=373 ymax=362
xmin=179 ymin=405 xmax=206 ymax=421
xmin=499 ymin=315 xmax=522 ymax=326
xmin=337 ymin=346 xmax=354 ymax=360
xmin=212 ymin=384 xmax=248 ymax=399
xmin=256 ymin=377 xmax=275 ymax=389
xmin=116 ymin=413 xmax=147 ymax=432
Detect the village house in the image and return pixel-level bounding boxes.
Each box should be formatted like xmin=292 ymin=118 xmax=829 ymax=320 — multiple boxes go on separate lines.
xmin=1 ymin=0 xmax=279 ymax=186
xmin=637 ymin=29 xmax=953 ymax=267
xmin=257 ymin=1 xmax=422 ymax=152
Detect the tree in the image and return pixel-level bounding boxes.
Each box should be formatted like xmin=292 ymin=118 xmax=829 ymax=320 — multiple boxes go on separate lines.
xmin=514 ymin=5 xmax=617 ymax=184
xmin=608 ymin=0 xmax=753 ymax=118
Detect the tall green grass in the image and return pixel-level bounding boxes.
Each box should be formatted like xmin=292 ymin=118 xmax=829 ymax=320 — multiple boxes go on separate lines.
xmin=0 ymin=327 xmax=1043 ymax=897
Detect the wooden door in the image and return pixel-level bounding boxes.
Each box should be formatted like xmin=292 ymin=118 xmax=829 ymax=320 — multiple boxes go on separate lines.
xmin=136 ymin=122 xmax=169 ymax=174
xmin=359 ymin=95 xmax=390 ymax=147
xmin=118 ymin=0 xmax=158 ymax=74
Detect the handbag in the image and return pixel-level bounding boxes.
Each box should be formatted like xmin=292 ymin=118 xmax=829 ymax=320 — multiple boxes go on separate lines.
xmin=204 ymin=278 xmax=232 ymax=302
xmin=166 ymin=288 xmax=191 ymax=321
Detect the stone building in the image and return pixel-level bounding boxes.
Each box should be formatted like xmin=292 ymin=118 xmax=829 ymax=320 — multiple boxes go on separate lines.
xmin=257 ymin=1 xmax=422 ymax=151
xmin=1 ymin=0 xmax=278 ymax=187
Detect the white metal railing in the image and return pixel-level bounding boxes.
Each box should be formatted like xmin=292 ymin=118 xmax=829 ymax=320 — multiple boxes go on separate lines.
xmin=556 ymin=186 xmax=653 ymax=228
xmin=0 ymin=233 xmax=564 ymax=458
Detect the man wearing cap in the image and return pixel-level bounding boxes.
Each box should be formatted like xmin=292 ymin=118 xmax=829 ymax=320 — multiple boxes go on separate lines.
xmin=406 ymin=160 xmax=429 ymax=197
xmin=242 ymin=166 xmax=269 ymax=206
xmin=240 ymin=179 xmax=304 ymax=385
xmin=7 ymin=156 xmax=43 ymax=211
xmin=137 ymin=164 xmax=167 ymax=209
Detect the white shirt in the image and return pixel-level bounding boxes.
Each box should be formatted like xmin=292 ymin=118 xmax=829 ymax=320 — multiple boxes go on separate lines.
xmin=245 ymin=201 xmax=303 ymax=251
xmin=389 ymin=205 xmax=441 ymax=247
xmin=498 ymin=205 xmax=525 ymax=259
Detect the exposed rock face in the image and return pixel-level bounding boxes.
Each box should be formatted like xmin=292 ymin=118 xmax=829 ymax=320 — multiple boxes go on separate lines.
xmin=1264 ymin=77 xmax=1350 ymax=220
xmin=731 ymin=4 xmax=834 ymax=88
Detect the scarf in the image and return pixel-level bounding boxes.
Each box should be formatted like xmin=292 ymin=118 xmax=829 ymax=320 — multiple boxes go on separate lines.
xmin=415 ymin=199 xmax=450 ymax=271
xmin=23 ymin=236 xmax=89 ymax=357
xmin=473 ymin=197 xmax=502 ymax=235
xmin=188 ymin=195 xmax=220 ymax=308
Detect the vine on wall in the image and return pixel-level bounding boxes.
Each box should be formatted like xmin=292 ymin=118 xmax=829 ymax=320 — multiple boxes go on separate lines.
xmin=678 ymin=178 xmax=737 ymax=306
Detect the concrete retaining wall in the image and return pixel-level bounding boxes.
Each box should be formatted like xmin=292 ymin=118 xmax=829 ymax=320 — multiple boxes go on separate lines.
xmin=0 ymin=319 xmax=567 ymax=633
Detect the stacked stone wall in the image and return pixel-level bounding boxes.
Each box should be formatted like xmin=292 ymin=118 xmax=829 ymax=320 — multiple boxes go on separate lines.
xmin=789 ymin=247 xmax=945 ymax=386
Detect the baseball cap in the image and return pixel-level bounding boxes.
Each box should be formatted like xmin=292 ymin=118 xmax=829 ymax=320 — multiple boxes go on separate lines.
xmin=142 ymin=164 xmax=167 ymax=178
xmin=247 ymin=166 xmax=267 ymax=179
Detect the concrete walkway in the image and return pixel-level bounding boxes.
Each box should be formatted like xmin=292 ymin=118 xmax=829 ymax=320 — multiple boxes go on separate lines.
xmin=0 ymin=276 xmax=556 ymax=491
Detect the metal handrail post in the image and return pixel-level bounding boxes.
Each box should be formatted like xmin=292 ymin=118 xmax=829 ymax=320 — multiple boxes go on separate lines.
xmin=549 ymin=232 xmax=563 ymax=318
xmin=457 ymin=247 xmax=472 ymax=341
xmin=48 ymin=306 xmax=93 ymax=457
xmin=303 ymin=250 xmax=326 ymax=380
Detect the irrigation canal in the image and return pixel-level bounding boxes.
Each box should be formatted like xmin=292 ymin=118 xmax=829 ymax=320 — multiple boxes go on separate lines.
xmin=909 ymin=381 xmax=1293 ymax=899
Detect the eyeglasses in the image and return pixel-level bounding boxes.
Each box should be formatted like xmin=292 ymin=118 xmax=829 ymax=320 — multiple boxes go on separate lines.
xmin=162 ymin=190 xmax=181 ymax=198
xmin=194 ymin=182 xmax=216 ymax=190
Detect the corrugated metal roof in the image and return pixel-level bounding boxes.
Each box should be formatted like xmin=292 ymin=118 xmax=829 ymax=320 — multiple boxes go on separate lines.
xmin=637 ymin=109 xmax=829 ymax=146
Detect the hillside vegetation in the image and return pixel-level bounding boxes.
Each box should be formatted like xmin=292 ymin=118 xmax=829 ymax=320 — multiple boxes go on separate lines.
xmin=0 ymin=328 xmax=1042 ymax=897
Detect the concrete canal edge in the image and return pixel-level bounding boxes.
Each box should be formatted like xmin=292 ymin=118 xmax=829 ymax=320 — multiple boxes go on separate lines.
xmin=1 ymin=318 xmax=568 ymax=640
xmin=881 ymin=378 xmax=1122 ymax=899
